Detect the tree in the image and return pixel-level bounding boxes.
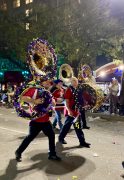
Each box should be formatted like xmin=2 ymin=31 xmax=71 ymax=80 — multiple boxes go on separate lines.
xmin=1 ymin=0 xmax=124 ymax=75
xmin=0 ymin=11 xmax=34 ymax=62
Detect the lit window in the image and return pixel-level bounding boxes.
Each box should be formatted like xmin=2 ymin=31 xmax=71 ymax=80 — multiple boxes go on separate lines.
xmin=26 ymin=23 xmax=30 ymax=30
xmin=13 ymin=0 xmax=20 ymax=8
xmin=25 ymin=9 xmax=30 ymax=16
xmin=25 ymin=9 xmax=32 ymax=17
xmin=1 ymin=3 xmax=7 ymax=10
xmin=25 ymin=0 xmax=33 ymax=4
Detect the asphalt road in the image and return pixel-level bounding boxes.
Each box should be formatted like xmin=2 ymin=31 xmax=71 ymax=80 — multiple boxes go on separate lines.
xmin=0 ymin=107 xmax=124 ymax=180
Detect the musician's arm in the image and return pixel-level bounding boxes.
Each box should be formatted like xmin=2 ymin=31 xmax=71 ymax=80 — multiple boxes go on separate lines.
xmin=52 ymin=98 xmax=56 ymax=106
xmin=21 ymin=96 xmax=43 ymax=105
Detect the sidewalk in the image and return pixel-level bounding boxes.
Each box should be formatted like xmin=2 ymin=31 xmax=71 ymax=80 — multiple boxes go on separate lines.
xmin=86 ymin=111 xmax=124 ymax=121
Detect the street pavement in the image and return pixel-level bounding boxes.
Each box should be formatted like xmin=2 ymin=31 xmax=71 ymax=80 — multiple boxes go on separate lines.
xmin=0 ymin=107 xmax=124 ymax=180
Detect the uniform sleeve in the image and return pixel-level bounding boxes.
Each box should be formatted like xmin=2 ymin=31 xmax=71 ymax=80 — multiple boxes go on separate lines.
xmin=64 ymin=88 xmax=72 ymax=100
xmin=23 ymin=88 xmax=36 ymax=98
xmin=52 ymin=89 xmax=59 ymax=97
xmin=51 ymin=89 xmax=58 ymax=101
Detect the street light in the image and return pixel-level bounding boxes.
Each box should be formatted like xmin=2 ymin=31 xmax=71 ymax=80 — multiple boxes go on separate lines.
xmin=119 ymin=65 xmax=124 ymax=70
xmin=100 ymin=71 xmax=106 ymax=77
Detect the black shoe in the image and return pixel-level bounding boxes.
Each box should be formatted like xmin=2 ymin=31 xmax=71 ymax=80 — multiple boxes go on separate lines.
xmin=15 ymin=150 xmax=22 ymax=162
xmin=120 ymin=174 xmax=124 ymax=178
xmin=122 ymin=161 xmax=124 ymax=168
xmin=48 ymin=155 xmax=61 ymax=161
xmin=59 ymin=139 xmax=67 ymax=144
xmin=83 ymin=126 xmax=90 ymax=129
xmin=79 ymin=142 xmax=91 ymax=148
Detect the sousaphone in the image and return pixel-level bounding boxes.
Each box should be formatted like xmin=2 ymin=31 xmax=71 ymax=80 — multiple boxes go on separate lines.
xmin=76 ymin=64 xmax=104 ymax=111
xmin=59 ymin=64 xmax=74 ymax=85
xmin=14 ymin=38 xmax=57 ymax=119
xmin=27 ymin=38 xmax=57 ymax=80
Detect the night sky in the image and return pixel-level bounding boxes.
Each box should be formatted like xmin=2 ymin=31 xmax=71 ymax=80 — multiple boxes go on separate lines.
xmin=110 ymin=0 xmax=124 ymax=17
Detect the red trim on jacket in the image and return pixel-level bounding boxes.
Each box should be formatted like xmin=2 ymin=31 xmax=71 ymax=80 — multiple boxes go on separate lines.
xmin=50 ymin=86 xmax=65 ymax=111
xmin=64 ymin=87 xmax=78 ymax=117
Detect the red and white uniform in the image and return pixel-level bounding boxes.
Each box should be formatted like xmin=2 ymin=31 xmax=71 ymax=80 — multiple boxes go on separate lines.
xmin=64 ymin=87 xmax=79 ymax=117
xmin=50 ymin=87 xmax=65 ymax=111
xmin=23 ymin=87 xmax=49 ymax=123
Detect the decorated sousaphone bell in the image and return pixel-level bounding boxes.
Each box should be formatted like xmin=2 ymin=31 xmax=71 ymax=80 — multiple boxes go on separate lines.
xmin=76 ymin=64 xmax=104 ymax=110
xmin=59 ymin=63 xmax=74 ymax=85
xmin=27 ymin=38 xmax=57 ymax=80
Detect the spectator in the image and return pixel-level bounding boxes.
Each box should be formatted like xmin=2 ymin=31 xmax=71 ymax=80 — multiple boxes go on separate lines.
xmin=108 ymin=78 xmax=119 ymax=115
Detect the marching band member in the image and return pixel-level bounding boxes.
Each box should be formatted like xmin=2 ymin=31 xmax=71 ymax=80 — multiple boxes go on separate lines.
xmin=50 ymin=79 xmax=65 ymax=131
xmin=78 ymin=80 xmax=90 ymax=129
xmin=15 ymin=79 xmax=61 ymax=162
xmin=59 ymin=77 xmax=91 ymax=147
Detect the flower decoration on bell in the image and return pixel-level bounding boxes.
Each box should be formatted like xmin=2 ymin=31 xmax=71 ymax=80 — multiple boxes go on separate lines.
xmin=14 ymin=84 xmax=52 ymax=119
xmin=27 ymin=38 xmax=57 ymax=81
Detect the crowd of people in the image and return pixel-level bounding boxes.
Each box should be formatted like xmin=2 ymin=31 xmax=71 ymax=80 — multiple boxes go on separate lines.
xmin=14 ymin=75 xmax=124 ymax=162
xmin=0 ymin=78 xmax=123 ymax=115
xmin=0 ymin=77 xmax=123 ymax=162
xmin=0 ymin=83 xmax=16 ymax=107
xmin=15 ymin=77 xmax=91 ymax=162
